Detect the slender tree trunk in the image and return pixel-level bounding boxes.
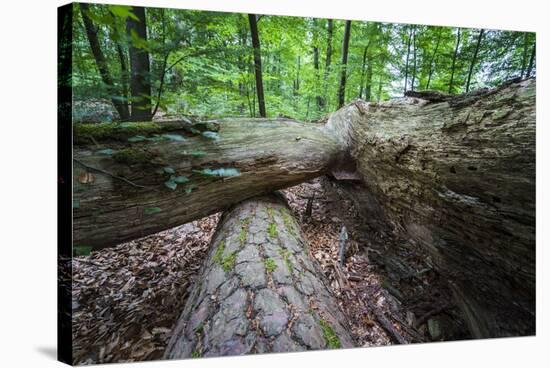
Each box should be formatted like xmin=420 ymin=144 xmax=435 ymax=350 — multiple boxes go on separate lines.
xmin=313 ymin=46 xmax=323 ymax=110
xmin=526 ymin=41 xmax=536 ymax=78
xmin=448 ymin=28 xmax=462 ymax=93
xmin=376 ymin=76 xmax=383 ymax=102
xmin=364 ymin=60 xmax=373 ymax=101
xmin=425 ymin=30 xmax=442 ymax=89
xmin=337 ymin=20 xmax=352 ymax=108
xmin=79 ymin=3 xmax=130 ymax=120
xmin=248 ymin=14 xmax=266 ymax=117
xmin=520 ymin=33 xmax=529 ymax=78
xmin=126 ymin=6 xmax=152 ymax=121
xmin=320 ymin=19 xmax=334 ymax=110
xmin=358 ymin=45 xmax=369 ymax=98
xmin=164 ymin=194 xmax=354 ymax=358
xmin=115 ymin=44 xmax=130 ymax=119
xmin=465 ymin=29 xmax=485 ymax=92
xmin=403 ymin=26 xmax=413 ymax=95
xmin=410 ymin=26 xmax=417 ymax=92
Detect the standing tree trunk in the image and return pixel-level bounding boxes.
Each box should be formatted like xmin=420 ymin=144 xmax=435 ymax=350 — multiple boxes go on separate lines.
xmin=164 ymin=194 xmax=354 ymax=358
xmin=126 ymin=6 xmax=152 ymax=121
xmin=358 ymin=44 xmax=369 ymax=98
xmin=79 ymin=3 xmax=130 ymax=121
xmin=321 ymin=19 xmax=334 ymax=111
xmin=520 ymin=33 xmax=529 ymax=79
xmin=248 ymin=14 xmax=266 ymax=117
xmin=410 ymin=26 xmax=417 ymax=92
xmin=313 ymin=46 xmax=323 ymax=110
xmin=337 ymin=20 xmax=352 ymax=108
xmin=425 ymin=30 xmax=442 ymax=89
xmin=115 ymin=44 xmax=130 ymax=119
xmin=526 ymin=42 xmax=536 ymax=78
xmin=465 ymin=29 xmax=485 ymax=92
xmin=403 ymin=26 xmax=413 ymax=95
xmin=448 ymin=28 xmax=462 ymax=93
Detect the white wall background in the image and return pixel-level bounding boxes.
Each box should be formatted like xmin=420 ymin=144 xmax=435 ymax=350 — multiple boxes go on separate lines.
xmin=0 ymin=0 xmax=547 ymax=367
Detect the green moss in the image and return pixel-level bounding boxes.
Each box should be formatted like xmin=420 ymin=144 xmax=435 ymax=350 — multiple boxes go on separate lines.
xmin=319 ymin=319 xmax=341 ymax=349
xmin=264 ymin=258 xmax=277 ymax=273
xmin=112 ymin=148 xmax=152 ymax=165
xmin=74 ymin=122 xmax=163 ymax=144
xmin=280 ymin=208 xmax=296 ymax=235
xmin=278 ymin=248 xmax=293 ymax=273
xmin=221 ymin=252 xmax=237 ymax=272
xmin=266 ymin=207 xmax=275 ymax=219
xmin=239 ymin=227 xmax=247 ymax=244
xmin=191 ymin=350 xmax=201 ymax=358
xmin=267 ymin=222 xmax=278 ymax=239
xmin=213 ymin=241 xmax=225 ymax=264
xmin=213 ymin=240 xmax=236 ymax=272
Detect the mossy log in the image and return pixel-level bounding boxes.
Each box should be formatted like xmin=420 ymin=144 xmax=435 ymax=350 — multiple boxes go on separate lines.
xmin=73 ymin=79 xmax=535 ymax=339
xmin=164 ymin=194 xmax=354 ymax=359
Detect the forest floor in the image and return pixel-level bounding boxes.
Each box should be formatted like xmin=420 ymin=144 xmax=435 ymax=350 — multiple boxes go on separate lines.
xmin=72 ymin=177 xmax=470 ymax=365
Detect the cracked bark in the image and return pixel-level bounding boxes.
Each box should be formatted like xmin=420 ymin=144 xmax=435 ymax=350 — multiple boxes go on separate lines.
xmin=164 ymin=193 xmax=354 ymax=358
xmin=73 ymin=79 xmax=535 ymax=339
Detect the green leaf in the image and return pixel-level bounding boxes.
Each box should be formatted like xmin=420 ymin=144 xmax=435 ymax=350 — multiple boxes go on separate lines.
xmin=163 ymin=167 xmax=175 ymax=174
xmin=185 ymin=150 xmax=207 ymax=157
xmin=72 ymin=199 xmax=80 ymax=209
xmin=164 ymin=180 xmax=177 ymax=190
xmin=74 ymin=245 xmax=92 ymax=256
xmin=163 ymin=133 xmax=186 ymax=142
xmin=173 ymin=176 xmax=190 ymax=183
xmin=108 ymin=5 xmax=140 ymax=21
xmin=128 ymin=135 xmax=146 ymax=142
xmin=184 ymin=184 xmax=197 ymax=194
xmin=202 ymin=131 xmax=220 ymax=141
xmin=193 ymin=168 xmax=241 ymax=177
xmin=144 ymin=207 xmax=162 ymax=215
xmin=96 ymin=148 xmax=116 ymax=155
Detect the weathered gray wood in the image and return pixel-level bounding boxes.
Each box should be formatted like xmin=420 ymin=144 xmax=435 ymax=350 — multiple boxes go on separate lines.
xmin=164 ymin=194 xmax=354 ymax=358
xmin=73 ymin=119 xmax=344 ymax=249
xmin=327 ymin=78 xmax=535 ymax=338
xmin=73 ymin=79 xmax=535 ymax=339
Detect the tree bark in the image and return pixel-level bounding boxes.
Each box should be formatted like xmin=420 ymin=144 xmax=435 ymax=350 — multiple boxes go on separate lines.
xmin=448 ymin=28 xmax=461 ymax=93
xmin=338 ymin=79 xmax=535 ymax=338
xmin=164 ymin=194 xmax=354 ymax=358
xmin=465 ymin=29 xmax=485 ymax=92
xmin=79 ymin=3 xmax=130 ymax=121
xmin=403 ymin=26 xmax=413 ymax=95
xmin=410 ymin=26 xmax=417 ymax=92
xmin=526 ymin=42 xmax=536 ymax=78
xmin=73 ymin=79 xmax=535 ymax=339
xmin=248 ymin=14 xmax=266 ymax=117
xmin=425 ymin=30 xmax=442 ymax=90
xmin=126 ymin=6 xmax=152 ymax=121
xmin=337 ymin=21 xmax=352 ymax=108
xmin=73 ymin=118 xmax=345 ymax=250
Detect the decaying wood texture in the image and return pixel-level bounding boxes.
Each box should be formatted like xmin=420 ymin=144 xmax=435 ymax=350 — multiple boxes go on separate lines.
xmin=164 ymin=194 xmax=354 ymax=358
xmin=331 ymin=78 xmax=535 ymax=338
xmin=73 ymin=79 xmax=535 ymax=339
xmin=73 ymin=118 xmax=344 ymax=249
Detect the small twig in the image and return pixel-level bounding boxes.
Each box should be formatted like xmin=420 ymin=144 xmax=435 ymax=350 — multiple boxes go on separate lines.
xmin=73 ymin=158 xmax=150 ymax=189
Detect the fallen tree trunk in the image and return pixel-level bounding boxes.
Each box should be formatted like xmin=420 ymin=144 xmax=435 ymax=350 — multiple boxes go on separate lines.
xmin=73 ymin=118 xmax=344 ymax=249
xmin=164 ymin=194 xmax=354 ymax=358
xmin=73 ymin=79 xmax=535 ymax=339
xmin=331 ymin=78 xmax=536 ymax=338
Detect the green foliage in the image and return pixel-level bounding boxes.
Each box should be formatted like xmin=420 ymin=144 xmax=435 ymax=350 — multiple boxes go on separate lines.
xmin=112 ymin=148 xmax=151 ymax=165
xmin=74 ymin=245 xmax=92 ymax=256
xmin=213 ymin=240 xmax=225 ymax=264
xmin=278 ymin=248 xmax=293 ymax=273
xmin=163 ymin=166 xmax=175 ymax=174
xmin=264 ymin=258 xmax=277 ymax=273
xmin=72 ymin=4 xmax=535 ymax=122
xmin=267 ymin=222 xmax=278 ymax=239
xmin=164 ymin=179 xmax=177 ymax=190
xmin=319 ymin=319 xmax=341 ymax=349
xmin=96 ymin=148 xmax=116 ymax=155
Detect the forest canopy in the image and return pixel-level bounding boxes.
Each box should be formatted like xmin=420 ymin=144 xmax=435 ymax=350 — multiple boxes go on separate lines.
xmin=72 ymin=3 xmax=536 ymax=122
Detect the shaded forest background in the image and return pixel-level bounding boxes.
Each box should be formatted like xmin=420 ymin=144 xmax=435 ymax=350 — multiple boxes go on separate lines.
xmin=72 ymin=3 xmax=536 ymax=122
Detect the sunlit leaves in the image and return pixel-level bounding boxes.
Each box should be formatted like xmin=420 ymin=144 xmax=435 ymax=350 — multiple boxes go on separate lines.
xmin=173 ymin=175 xmax=189 ymax=183
xmin=163 ymin=167 xmax=175 ymax=174
xmin=162 ymin=133 xmax=186 ymax=141
xmin=164 ymin=179 xmax=177 ymax=190
xmin=128 ymin=135 xmax=147 ymax=142
xmin=108 ymin=5 xmax=140 ymax=21
xmin=201 ymin=131 xmax=219 ymax=141
xmin=96 ymin=148 xmax=116 ymax=155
